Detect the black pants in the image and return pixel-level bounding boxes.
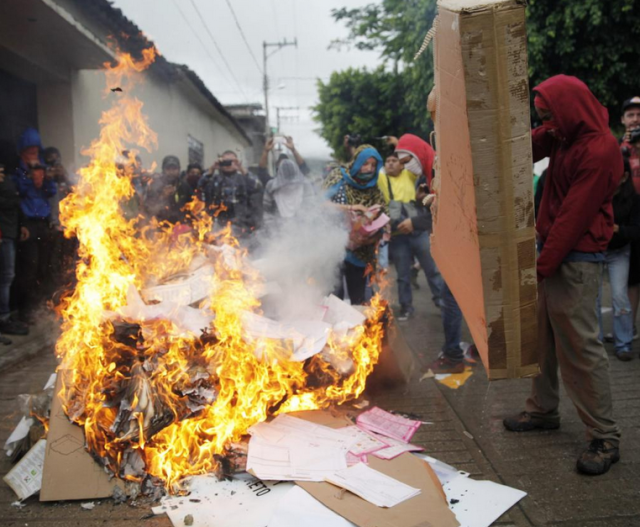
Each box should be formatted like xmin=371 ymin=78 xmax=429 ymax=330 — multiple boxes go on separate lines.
xmin=335 ymin=260 xmax=367 ymax=306
xmin=14 ymin=219 xmax=52 ymax=315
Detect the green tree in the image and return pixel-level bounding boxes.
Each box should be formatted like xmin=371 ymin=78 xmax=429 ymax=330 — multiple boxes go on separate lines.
xmin=527 ymin=0 xmax=640 ymax=127
xmin=314 ymin=66 xmax=417 ymax=159
xmin=317 ymin=0 xmax=640 ymax=141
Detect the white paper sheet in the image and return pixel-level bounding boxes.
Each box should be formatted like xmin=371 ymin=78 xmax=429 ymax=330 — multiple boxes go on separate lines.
xmin=336 ymin=426 xmax=389 ymax=456
xmin=142 ymin=263 xmax=214 ymax=306
xmin=324 ymin=463 xmax=421 ymax=508
xmin=4 ymin=416 xmax=34 ymax=455
xmin=321 ymin=294 xmax=367 ymax=328
xmin=268 ymin=486 xmax=357 ymax=527
xmin=3 ymin=439 xmax=46 ymax=500
xmin=370 ymin=434 xmax=424 ymax=460
xmin=153 ymin=474 xmax=293 ymax=527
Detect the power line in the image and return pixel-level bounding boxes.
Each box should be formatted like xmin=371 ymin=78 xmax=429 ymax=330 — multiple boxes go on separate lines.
xmin=187 ymin=0 xmax=250 ymax=103
xmin=170 ymin=0 xmax=230 ymax=87
xmin=223 ymin=0 xmax=263 ymax=75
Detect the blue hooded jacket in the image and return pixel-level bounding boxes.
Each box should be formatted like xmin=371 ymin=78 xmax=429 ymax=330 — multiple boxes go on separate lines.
xmin=13 ymin=160 xmax=56 ymax=220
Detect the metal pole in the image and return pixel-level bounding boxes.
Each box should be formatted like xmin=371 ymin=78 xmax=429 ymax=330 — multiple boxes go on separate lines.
xmin=263 ymin=41 xmax=269 ymax=137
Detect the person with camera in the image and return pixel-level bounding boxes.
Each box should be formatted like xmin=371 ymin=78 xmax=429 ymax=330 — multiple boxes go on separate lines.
xmin=619 ymin=98 xmax=640 ymax=336
xmin=198 ymin=150 xmax=263 ymax=240
xmin=379 ymin=136 xmax=444 ymax=321
xmin=12 ymin=128 xmax=57 ymax=324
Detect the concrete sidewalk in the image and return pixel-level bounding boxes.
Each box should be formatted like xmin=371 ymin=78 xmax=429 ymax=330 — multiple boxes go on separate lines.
xmin=0 ymin=275 xmax=638 ymax=526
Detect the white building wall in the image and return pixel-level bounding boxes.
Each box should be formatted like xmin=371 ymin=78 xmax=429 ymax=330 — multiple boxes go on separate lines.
xmin=69 ymin=68 xmax=250 ymax=173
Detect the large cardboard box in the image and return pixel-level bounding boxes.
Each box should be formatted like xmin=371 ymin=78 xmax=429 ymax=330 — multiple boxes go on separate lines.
xmin=432 ymin=0 xmax=538 ymax=379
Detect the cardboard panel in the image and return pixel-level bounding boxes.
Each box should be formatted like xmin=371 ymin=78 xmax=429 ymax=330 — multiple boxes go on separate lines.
xmin=40 ymin=373 xmax=123 ymax=501
xmin=432 ymin=0 xmax=538 ymax=380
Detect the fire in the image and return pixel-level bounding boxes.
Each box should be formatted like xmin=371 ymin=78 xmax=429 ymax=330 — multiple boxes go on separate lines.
xmin=55 ymin=49 xmax=386 ymax=490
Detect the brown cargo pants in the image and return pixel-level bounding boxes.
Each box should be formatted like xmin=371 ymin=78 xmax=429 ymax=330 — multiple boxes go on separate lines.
xmin=525 ymin=261 xmax=621 ymax=446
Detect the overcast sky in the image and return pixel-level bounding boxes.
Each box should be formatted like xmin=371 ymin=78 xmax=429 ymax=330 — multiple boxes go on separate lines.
xmin=110 ymin=0 xmax=381 ymax=158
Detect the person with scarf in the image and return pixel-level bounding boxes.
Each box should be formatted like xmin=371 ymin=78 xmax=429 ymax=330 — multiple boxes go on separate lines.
xmin=323 ymin=144 xmax=386 ymax=305
xmin=503 ymin=75 xmax=622 ymax=476
xmin=263 ymin=159 xmax=315 ymax=228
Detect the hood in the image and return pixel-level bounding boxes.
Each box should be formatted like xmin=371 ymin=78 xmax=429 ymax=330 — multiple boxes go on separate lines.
xmin=396 ymin=134 xmax=435 ymax=183
xmin=342 ymin=144 xmax=383 ymax=190
xmin=16 ymin=127 xmax=42 ymax=154
xmin=534 ymin=75 xmax=610 ymax=144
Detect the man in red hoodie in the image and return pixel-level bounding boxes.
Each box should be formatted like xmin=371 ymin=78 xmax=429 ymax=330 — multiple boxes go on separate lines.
xmin=503 ymin=76 xmax=622 ymax=476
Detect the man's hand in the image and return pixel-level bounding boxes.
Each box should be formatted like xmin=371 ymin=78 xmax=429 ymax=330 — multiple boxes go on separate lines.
xmin=0 ymin=166 xmax=5 ymax=183
xmin=416 ymin=183 xmax=429 ymax=203
xmin=236 ymin=160 xmax=247 ymax=175
xmin=20 ymin=227 xmax=29 ymax=241
xmin=614 ymin=224 xmax=620 ymax=233
xmin=285 ymin=136 xmax=295 ymax=151
xmin=398 ymin=218 xmax=414 ymax=234
xmin=385 ymin=136 xmax=399 ymax=147
xmin=264 ymin=138 xmax=275 ymax=152
xmin=348 ymin=204 xmax=368 ymax=214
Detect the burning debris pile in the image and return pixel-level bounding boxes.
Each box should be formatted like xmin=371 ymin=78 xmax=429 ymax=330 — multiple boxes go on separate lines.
xmin=50 ymin=49 xmax=386 ymax=493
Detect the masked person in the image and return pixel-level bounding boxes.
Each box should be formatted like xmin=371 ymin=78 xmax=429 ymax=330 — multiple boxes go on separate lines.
xmin=12 ymin=128 xmax=57 ymax=323
xmin=145 ymin=155 xmax=182 ymax=223
xmin=503 ymin=75 xmax=622 ymax=476
xmin=324 ymin=144 xmax=386 ymax=305
xmin=263 ymin=159 xmax=315 ymax=228
xmin=379 ymin=135 xmax=444 ymax=320
xmin=198 ymin=151 xmax=263 ymax=240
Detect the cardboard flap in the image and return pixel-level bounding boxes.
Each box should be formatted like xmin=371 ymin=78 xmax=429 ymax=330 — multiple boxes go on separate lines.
xmin=40 ymin=373 xmax=123 ymax=501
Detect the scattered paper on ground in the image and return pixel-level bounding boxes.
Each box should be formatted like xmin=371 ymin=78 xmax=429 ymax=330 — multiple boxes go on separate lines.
xmin=324 ymin=462 xmax=421 ymax=508
xmin=435 ymin=368 xmax=474 ymax=389
xmin=3 ymin=439 xmax=46 ymax=500
xmin=247 ymin=415 xmax=351 ymax=481
xmin=337 ymin=426 xmax=389 ymax=456
xmin=152 ymin=474 xmax=293 ymax=527
xmin=268 ymin=486 xmax=357 ymax=527
xmin=370 ymin=435 xmax=424 ymax=460
xmin=356 ymin=407 xmax=421 ymax=442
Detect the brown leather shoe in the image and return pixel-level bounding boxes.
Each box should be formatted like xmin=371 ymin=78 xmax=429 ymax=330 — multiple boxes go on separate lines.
xmin=503 ymin=411 xmax=560 ymax=432
xmin=577 ymin=439 xmax=620 ymax=475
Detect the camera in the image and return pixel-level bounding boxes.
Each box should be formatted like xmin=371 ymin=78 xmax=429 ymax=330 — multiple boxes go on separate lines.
xmin=630 ymin=128 xmax=640 ymax=145
xmin=219 ymin=159 xmax=234 ymax=168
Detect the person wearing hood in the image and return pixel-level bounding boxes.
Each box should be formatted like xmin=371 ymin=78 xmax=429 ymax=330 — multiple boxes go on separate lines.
xmin=503 ymin=75 xmax=622 ymax=476
xmin=379 ymin=134 xmax=444 ymax=320
xmin=323 ymin=144 xmax=386 ymax=305
xmin=12 ymin=127 xmax=57 ymax=323
xmin=176 ymin=163 xmax=203 ymax=218
xmin=257 ymin=136 xmax=310 ymax=187
xmin=263 ymin=158 xmax=315 ymax=228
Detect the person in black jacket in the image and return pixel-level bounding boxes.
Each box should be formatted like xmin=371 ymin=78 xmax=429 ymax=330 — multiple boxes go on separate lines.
xmin=598 ymin=156 xmax=640 ymax=361
xmin=0 ymin=164 xmax=29 ymax=337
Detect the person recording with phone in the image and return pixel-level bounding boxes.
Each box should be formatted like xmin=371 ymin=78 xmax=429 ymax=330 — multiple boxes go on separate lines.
xmin=198 ymin=150 xmax=263 ymax=241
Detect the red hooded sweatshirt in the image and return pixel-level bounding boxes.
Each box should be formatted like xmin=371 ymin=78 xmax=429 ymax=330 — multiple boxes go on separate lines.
xmin=533 ymin=75 xmax=622 ymax=281
xmin=396 ymin=134 xmax=435 ymax=186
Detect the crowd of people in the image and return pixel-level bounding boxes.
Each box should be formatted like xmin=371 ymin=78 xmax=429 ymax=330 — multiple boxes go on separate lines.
xmin=1 ymin=74 xmax=638 ymax=478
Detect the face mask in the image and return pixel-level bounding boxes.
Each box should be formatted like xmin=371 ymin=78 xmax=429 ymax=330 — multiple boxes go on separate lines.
xmin=357 ymin=171 xmax=375 ymax=181
xmin=404 ymin=157 xmax=422 ymax=177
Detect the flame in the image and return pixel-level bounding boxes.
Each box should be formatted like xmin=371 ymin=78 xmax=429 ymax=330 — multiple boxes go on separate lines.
xmin=56 ymin=50 xmax=386 ymax=490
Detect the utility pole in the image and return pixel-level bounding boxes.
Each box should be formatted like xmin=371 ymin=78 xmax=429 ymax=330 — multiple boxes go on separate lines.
xmin=262 ymin=38 xmax=297 ymax=137
xmin=275 ymin=106 xmax=299 ymax=133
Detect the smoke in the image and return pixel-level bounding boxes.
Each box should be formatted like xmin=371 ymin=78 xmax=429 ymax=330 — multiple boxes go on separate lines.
xmin=251 ymin=192 xmax=348 ymax=321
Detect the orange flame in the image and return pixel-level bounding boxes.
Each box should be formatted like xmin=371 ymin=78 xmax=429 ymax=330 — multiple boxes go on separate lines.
xmin=56 ymin=50 xmax=386 ymax=490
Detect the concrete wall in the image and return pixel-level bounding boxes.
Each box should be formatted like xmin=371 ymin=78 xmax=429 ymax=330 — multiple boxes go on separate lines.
xmin=37 ymin=81 xmax=75 ymax=168
xmin=68 ymin=68 xmax=250 ymax=173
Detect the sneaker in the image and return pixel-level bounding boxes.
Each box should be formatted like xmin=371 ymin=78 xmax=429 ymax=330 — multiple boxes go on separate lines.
xmin=396 ymin=307 xmax=414 ymax=322
xmin=576 ymin=439 xmax=620 ymax=476
xmin=616 ymin=350 xmax=633 ymax=362
xmin=423 ymin=356 xmax=465 ymax=374
xmin=0 ymin=318 xmax=29 ymax=336
xmin=503 ymin=411 xmax=560 ymax=432
xmin=603 ymin=333 xmax=614 ymax=344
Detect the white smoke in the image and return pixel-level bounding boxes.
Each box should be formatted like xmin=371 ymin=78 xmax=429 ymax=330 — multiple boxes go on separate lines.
xmin=251 ymin=193 xmax=349 ymax=321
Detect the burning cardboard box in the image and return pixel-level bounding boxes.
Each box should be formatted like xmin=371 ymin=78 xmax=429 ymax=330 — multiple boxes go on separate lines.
xmin=432 ymin=0 xmax=538 ymax=379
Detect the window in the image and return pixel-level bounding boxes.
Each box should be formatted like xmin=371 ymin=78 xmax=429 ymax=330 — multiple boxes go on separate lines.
xmin=188 ymin=135 xmax=204 ymax=166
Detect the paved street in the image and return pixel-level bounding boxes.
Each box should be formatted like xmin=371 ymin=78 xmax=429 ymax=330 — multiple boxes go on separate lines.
xmin=0 ymin=274 xmax=639 ymax=526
